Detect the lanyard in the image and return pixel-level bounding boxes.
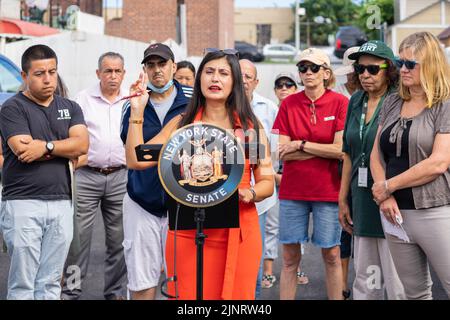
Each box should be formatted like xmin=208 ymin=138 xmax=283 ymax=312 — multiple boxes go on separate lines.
xmin=359 ymin=93 xmax=386 ymax=167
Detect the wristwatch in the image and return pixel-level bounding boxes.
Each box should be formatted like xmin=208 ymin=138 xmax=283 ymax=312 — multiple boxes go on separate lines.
xmin=46 ymin=141 xmax=55 ymax=154
xmin=299 ymin=140 xmax=307 ymax=152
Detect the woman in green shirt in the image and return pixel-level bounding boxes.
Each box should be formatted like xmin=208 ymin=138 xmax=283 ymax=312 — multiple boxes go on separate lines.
xmin=339 ymin=41 xmax=405 ymax=300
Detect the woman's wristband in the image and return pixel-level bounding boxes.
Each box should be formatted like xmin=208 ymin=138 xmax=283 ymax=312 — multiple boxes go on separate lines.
xmin=299 ymin=140 xmax=307 ymax=152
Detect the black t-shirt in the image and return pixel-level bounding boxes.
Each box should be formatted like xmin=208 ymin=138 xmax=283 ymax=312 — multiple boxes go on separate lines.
xmin=0 ymin=93 xmax=86 ymax=200
xmin=380 ymin=119 xmax=415 ymax=209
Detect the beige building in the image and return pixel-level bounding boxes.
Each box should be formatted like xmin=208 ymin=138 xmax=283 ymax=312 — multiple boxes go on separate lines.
xmin=387 ymin=0 xmax=450 ymax=53
xmin=234 ymin=7 xmax=294 ymax=47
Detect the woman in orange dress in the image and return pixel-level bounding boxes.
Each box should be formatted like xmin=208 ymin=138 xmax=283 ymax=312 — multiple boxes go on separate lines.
xmin=124 ymin=50 xmax=274 ymax=300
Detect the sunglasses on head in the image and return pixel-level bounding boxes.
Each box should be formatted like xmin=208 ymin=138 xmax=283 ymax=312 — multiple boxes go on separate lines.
xmin=394 ymin=59 xmax=418 ymax=70
xmin=298 ymin=63 xmax=323 ymax=73
xmin=203 ymin=48 xmax=239 ymax=57
xmin=354 ymin=63 xmax=388 ymax=75
xmin=275 ymin=80 xmax=296 ymax=90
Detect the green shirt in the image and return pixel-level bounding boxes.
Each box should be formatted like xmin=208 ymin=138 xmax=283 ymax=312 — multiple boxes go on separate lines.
xmin=342 ymin=90 xmax=392 ymax=238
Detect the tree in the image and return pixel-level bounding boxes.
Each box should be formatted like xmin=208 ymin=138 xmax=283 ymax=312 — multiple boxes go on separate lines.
xmin=289 ymin=0 xmax=394 ymax=46
xmin=356 ymin=0 xmax=394 ymax=40
xmin=291 ymin=0 xmax=359 ymax=46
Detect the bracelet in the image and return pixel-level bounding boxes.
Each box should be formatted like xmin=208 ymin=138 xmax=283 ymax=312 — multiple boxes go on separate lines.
xmin=299 ymin=140 xmax=306 ymax=152
xmin=129 ymin=119 xmax=144 ymax=124
xmin=249 ymin=187 xmax=257 ymax=202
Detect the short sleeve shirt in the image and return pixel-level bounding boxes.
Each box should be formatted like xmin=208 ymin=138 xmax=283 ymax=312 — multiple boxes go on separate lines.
xmin=272 ymin=90 xmax=348 ymax=202
xmin=0 ymin=93 xmax=86 ymax=200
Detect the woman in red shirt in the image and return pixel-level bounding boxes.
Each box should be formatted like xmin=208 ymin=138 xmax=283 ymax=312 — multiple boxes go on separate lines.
xmin=273 ymin=48 xmax=349 ymax=300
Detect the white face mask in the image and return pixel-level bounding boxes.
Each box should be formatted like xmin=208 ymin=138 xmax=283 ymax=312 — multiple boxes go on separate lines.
xmin=147 ymin=79 xmax=174 ymax=94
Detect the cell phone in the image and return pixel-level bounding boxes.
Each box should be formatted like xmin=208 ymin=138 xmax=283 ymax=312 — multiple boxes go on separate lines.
xmin=135 ymin=144 xmax=162 ymax=162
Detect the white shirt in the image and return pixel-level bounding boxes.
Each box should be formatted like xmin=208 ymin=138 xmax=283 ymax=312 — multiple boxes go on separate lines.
xmin=75 ymin=83 xmax=126 ymax=168
xmin=334 ymin=83 xmax=352 ymax=99
xmin=251 ymin=92 xmax=279 ymax=215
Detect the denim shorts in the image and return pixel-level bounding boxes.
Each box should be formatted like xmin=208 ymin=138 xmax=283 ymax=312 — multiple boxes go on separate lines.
xmin=279 ymin=200 xmax=341 ymax=248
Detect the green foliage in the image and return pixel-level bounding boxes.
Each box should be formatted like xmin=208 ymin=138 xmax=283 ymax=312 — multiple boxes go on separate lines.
xmin=291 ymin=0 xmax=394 ymax=45
xmin=296 ymin=0 xmax=359 ymax=45
xmin=357 ymin=0 xmax=394 ymax=40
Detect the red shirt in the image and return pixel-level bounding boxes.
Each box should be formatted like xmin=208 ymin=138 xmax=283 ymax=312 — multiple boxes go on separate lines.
xmin=272 ymin=89 xmax=349 ymax=202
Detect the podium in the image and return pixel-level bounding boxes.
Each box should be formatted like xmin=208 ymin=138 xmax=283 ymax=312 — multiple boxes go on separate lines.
xmin=136 ymin=123 xmax=251 ymax=300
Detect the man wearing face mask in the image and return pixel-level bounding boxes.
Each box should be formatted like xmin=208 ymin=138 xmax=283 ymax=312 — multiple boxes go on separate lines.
xmin=120 ymin=43 xmax=191 ymax=300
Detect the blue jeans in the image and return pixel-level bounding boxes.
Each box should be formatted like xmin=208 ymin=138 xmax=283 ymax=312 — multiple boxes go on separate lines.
xmin=0 ymin=199 xmax=73 ymax=300
xmin=255 ymin=212 xmax=266 ymax=299
xmin=279 ymin=200 xmax=341 ymax=248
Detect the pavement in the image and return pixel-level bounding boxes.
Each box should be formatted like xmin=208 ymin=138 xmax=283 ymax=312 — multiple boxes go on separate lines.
xmin=1 ymin=210 xmax=447 ymax=300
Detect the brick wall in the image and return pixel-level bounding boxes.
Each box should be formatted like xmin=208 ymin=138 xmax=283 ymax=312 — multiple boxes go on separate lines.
xmin=105 ymin=0 xmax=177 ymax=44
xmin=57 ymin=0 xmax=102 ymax=16
xmin=104 ymin=0 xmax=234 ymax=56
xmin=218 ymin=0 xmax=234 ymax=50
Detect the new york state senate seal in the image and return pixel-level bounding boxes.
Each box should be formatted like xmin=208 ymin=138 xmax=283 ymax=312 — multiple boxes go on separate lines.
xmin=158 ymin=123 xmax=245 ymax=208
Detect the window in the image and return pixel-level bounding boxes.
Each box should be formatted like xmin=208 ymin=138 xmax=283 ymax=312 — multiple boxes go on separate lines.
xmin=0 ymin=58 xmax=22 ymax=93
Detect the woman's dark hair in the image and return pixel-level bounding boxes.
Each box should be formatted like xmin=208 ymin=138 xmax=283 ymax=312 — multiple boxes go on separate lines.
xmin=55 ymin=75 xmax=69 ymax=98
xmin=176 ymin=60 xmax=196 ymax=75
xmin=351 ymin=57 xmax=399 ymax=91
xmin=178 ymin=51 xmax=260 ymax=135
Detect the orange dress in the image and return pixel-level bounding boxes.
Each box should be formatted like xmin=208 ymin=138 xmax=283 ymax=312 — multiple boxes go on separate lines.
xmin=165 ymin=110 xmax=262 ymax=300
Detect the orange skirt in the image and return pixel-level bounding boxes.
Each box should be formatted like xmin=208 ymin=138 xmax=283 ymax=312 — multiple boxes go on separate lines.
xmin=165 ymin=203 xmax=262 ymax=300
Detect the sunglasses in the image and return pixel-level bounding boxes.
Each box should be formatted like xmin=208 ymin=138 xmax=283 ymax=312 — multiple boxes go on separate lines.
xmin=354 ymin=63 xmax=388 ymax=75
xmin=395 ymin=59 xmax=418 ymax=70
xmin=203 ymin=48 xmax=239 ymax=57
xmin=309 ymin=103 xmax=317 ymax=125
xmin=298 ymin=63 xmax=323 ymax=73
xmin=275 ymin=81 xmax=296 ymax=90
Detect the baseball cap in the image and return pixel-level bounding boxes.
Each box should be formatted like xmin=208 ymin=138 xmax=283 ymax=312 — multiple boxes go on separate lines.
xmin=274 ymin=72 xmax=298 ymax=85
xmin=297 ymin=48 xmax=331 ymax=67
xmin=141 ymin=43 xmax=175 ymax=64
xmin=348 ymin=40 xmax=395 ymax=62
xmin=334 ymin=46 xmax=360 ymax=76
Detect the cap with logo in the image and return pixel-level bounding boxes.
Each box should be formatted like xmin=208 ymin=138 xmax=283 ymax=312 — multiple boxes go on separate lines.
xmin=141 ymin=43 xmax=175 ymax=64
xmin=297 ymin=48 xmax=331 ymax=68
xmin=274 ymin=72 xmax=298 ymax=86
xmin=334 ymin=46 xmax=360 ymax=76
xmin=348 ymin=40 xmax=395 ymax=63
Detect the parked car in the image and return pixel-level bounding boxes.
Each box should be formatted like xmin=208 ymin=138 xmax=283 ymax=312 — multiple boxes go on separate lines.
xmin=0 ymin=54 xmax=22 ymax=107
xmin=263 ymin=43 xmax=299 ymax=61
xmin=234 ymin=41 xmax=264 ymax=62
xmin=334 ymin=26 xmax=368 ymax=59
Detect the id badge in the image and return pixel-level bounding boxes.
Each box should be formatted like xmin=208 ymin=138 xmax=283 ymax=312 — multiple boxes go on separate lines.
xmin=358 ymin=167 xmax=368 ymax=188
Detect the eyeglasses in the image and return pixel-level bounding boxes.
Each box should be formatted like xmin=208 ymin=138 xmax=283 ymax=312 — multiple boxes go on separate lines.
xmin=394 ymin=59 xmax=418 ymax=70
xmin=203 ymin=48 xmax=239 ymax=57
xmin=309 ymin=103 xmax=317 ymax=125
xmin=353 ymin=63 xmax=388 ymax=75
xmin=298 ymin=63 xmax=323 ymax=73
xmin=275 ymin=81 xmax=296 ymax=90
